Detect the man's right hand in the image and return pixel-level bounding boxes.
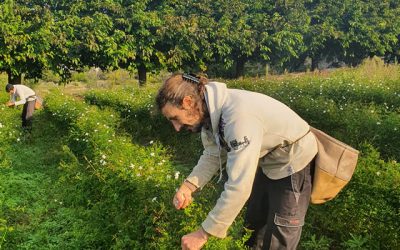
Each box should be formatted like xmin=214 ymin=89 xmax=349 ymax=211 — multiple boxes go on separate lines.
xmin=6 ymin=101 xmax=15 ymax=107
xmin=173 ymin=181 xmax=197 ymax=209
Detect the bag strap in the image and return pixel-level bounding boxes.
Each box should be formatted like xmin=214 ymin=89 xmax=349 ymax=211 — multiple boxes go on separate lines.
xmin=268 ymin=127 xmax=311 ymax=152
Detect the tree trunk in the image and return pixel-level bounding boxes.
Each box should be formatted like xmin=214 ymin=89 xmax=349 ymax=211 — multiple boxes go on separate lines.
xmin=235 ymin=56 xmax=246 ymax=79
xmin=311 ymin=57 xmax=318 ymax=71
xmin=7 ymin=70 xmax=23 ymax=85
xmin=138 ymin=64 xmax=147 ymax=86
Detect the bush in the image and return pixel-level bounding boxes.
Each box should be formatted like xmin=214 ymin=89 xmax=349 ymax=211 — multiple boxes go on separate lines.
xmin=44 ymin=91 xmax=247 ymax=249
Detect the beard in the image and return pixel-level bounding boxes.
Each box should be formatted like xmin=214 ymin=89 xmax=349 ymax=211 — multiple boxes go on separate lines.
xmin=182 ymin=109 xmax=207 ymax=133
xmin=182 ymin=121 xmax=204 ymax=133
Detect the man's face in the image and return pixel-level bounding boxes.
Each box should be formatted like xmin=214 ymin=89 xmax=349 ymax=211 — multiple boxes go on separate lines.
xmin=161 ymin=97 xmax=204 ymax=133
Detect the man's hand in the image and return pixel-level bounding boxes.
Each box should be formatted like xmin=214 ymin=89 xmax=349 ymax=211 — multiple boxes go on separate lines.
xmin=181 ymin=228 xmax=209 ymax=250
xmin=173 ymin=181 xmax=197 ymax=210
xmin=6 ymin=101 xmax=15 ymax=107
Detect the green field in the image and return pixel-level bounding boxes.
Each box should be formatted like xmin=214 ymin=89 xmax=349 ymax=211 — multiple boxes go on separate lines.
xmin=1 ymin=60 xmax=399 ymax=249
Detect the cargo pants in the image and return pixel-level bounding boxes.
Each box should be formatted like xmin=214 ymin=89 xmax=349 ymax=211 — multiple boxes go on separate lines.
xmin=22 ymin=100 xmax=35 ymax=131
xmin=244 ymin=161 xmax=313 ymax=250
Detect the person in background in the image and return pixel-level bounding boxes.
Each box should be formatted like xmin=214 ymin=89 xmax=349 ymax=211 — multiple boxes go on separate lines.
xmin=156 ymin=73 xmax=317 ymax=250
xmin=5 ymin=83 xmax=37 ymax=132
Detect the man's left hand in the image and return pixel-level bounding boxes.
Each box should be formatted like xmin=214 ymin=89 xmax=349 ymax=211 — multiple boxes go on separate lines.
xmin=181 ymin=228 xmax=209 ymax=250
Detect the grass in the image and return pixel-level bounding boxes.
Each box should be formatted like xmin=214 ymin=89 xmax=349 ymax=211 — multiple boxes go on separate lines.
xmin=0 ymin=110 xmax=86 ymax=249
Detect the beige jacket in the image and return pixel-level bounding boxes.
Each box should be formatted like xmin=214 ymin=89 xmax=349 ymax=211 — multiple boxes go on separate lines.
xmin=186 ymin=82 xmax=317 ymax=238
xmin=10 ymin=84 xmax=36 ymax=106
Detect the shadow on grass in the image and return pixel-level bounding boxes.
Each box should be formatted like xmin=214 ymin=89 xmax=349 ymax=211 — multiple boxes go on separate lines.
xmin=92 ymin=105 xmax=204 ymax=168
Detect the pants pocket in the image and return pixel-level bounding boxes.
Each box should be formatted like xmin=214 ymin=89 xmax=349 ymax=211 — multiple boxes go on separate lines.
xmin=267 ymin=214 xmax=304 ymax=250
xmin=274 ymin=213 xmax=304 ymax=228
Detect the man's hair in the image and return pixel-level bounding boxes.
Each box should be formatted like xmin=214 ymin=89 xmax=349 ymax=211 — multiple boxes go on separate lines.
xmin=5 ymin=84 xmax=14 ymax=93
xmin=156 ymin=73 xmax=208 ymax=111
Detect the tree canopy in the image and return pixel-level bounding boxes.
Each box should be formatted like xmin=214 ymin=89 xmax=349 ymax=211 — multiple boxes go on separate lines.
xmin=0 ymin=0 xmax=399 ymax=84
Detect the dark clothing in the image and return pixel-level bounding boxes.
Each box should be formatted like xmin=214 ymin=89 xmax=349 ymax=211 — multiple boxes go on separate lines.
xmin=245 ymin=161 xmax=313 ymax=250
xmin=22 ymin=100 xmax=35 ymax=130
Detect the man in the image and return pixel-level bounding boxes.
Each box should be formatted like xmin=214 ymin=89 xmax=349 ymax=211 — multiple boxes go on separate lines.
xmin=156 ymin=73 xmax=317 ymax=250
xmin=5 ymin=83 xmax=37 ymax=132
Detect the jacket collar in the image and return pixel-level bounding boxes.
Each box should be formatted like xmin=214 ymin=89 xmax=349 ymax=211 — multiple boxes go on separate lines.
xmin=204 ymin=82 xmax=227 ymax=134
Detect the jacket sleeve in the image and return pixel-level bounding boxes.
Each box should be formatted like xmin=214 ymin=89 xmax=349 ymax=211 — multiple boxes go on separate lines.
xmin=186 ymin=128 xmax=227 ymax=189
xmin=202 ymin=115 xmax=264 ymax=238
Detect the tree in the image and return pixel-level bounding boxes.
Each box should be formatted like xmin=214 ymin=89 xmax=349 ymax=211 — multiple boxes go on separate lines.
xmin=0 ymin=0 xmax=53 ymax=84
xmin=303 ymin=0 xmax=400 ymax=69
xmin=47 ymin=0 xmax=136 ymax=82
xmin=159 ymin=0 xmax=256 ymax=78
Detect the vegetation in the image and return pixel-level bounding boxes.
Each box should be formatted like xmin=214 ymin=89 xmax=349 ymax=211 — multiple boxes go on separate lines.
xmin=1 ymin=0 xmax=399 ymax=84
xmin=1 ymin=60 xmax=399 ymax=249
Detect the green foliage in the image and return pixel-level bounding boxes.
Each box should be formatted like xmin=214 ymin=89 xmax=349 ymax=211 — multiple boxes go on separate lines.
xmin=341 ymin=234 xmax=371 ymax=249
xmin=0 ymin=0 xmax=53 ymax=82
xmin=2 ymin=0 xmax=400 ymax=82
xmin=300 ymin=234 xmax=332 ymax=250
xmin=1 ymin=67 xmax=399 ymax=249
xmin=42 ymin=90 xmax=246 ymax=248
xmin=227 ymin=62 xmax=400 ymax=160
xmin=84 ymin=88 xmax=203 ymax=164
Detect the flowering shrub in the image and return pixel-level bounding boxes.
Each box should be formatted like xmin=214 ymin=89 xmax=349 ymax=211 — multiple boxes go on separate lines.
xmin=227 ymin=73 xmax=400 ymax=248
xmin=3 ymin=66 xmax=398 ymax=249
xmin=44 ymin=91 xmax=246 ymax=249
xmin=0 ymin=83 xmax=23 ymax=247
xmin=228 ymin=75 xmax=400 ymax=161
xmin=0 ymin=105 xmax=20 ymax=169
xmin=84 ymin=89 xmax=203 ymax=165
xmin=85 ymin=83 xmax=399 ymax=248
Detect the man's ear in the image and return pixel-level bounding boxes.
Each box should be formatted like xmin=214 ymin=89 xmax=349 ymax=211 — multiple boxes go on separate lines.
xmin=182 ymin=96 xmax=194 ymax=110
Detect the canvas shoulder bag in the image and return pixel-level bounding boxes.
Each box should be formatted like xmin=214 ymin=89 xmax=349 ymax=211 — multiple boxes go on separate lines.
xmin=34 ymin=96 xmax=43 ymax=110
xmin=28 ymin=94 xmax=43 ymax=110
xmin=310 ymin=127 xmax=359 ymax=204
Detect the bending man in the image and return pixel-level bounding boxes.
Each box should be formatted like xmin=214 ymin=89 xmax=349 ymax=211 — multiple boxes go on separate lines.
xmin=5 ymin=83 xmax=37 ymax=132
xmin=156 ymin=74 xmax=317 ymax=250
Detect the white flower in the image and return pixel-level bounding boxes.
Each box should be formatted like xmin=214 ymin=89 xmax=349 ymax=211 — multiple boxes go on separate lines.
xmin=108 ymin=140 xmax=112 ymax=143
xmin=150 ymin=152 xmax=155 ymax=157
xmin=17 ymin=138 xmax=20 ymax=142
xmin=0 ymin=123 xmax=3 ymax=128
xmin=149 ymin=140 xmax=154 ymax=144
xmin=102 ymin=154 xmax=106 ymax=159
xmin=129 ymin=164 xmax=135 ymax=168
xmin=151 ymin=197 xmax=157 ymax=202
xmin=376 ymin=171 xmax=381 ymax=176
xmin=174 ymin=171 xmax=180 ymax=180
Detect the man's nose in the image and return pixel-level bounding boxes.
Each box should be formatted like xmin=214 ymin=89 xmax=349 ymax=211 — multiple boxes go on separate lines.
xmin=172 ymin=121 xmax=181 ymax=132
